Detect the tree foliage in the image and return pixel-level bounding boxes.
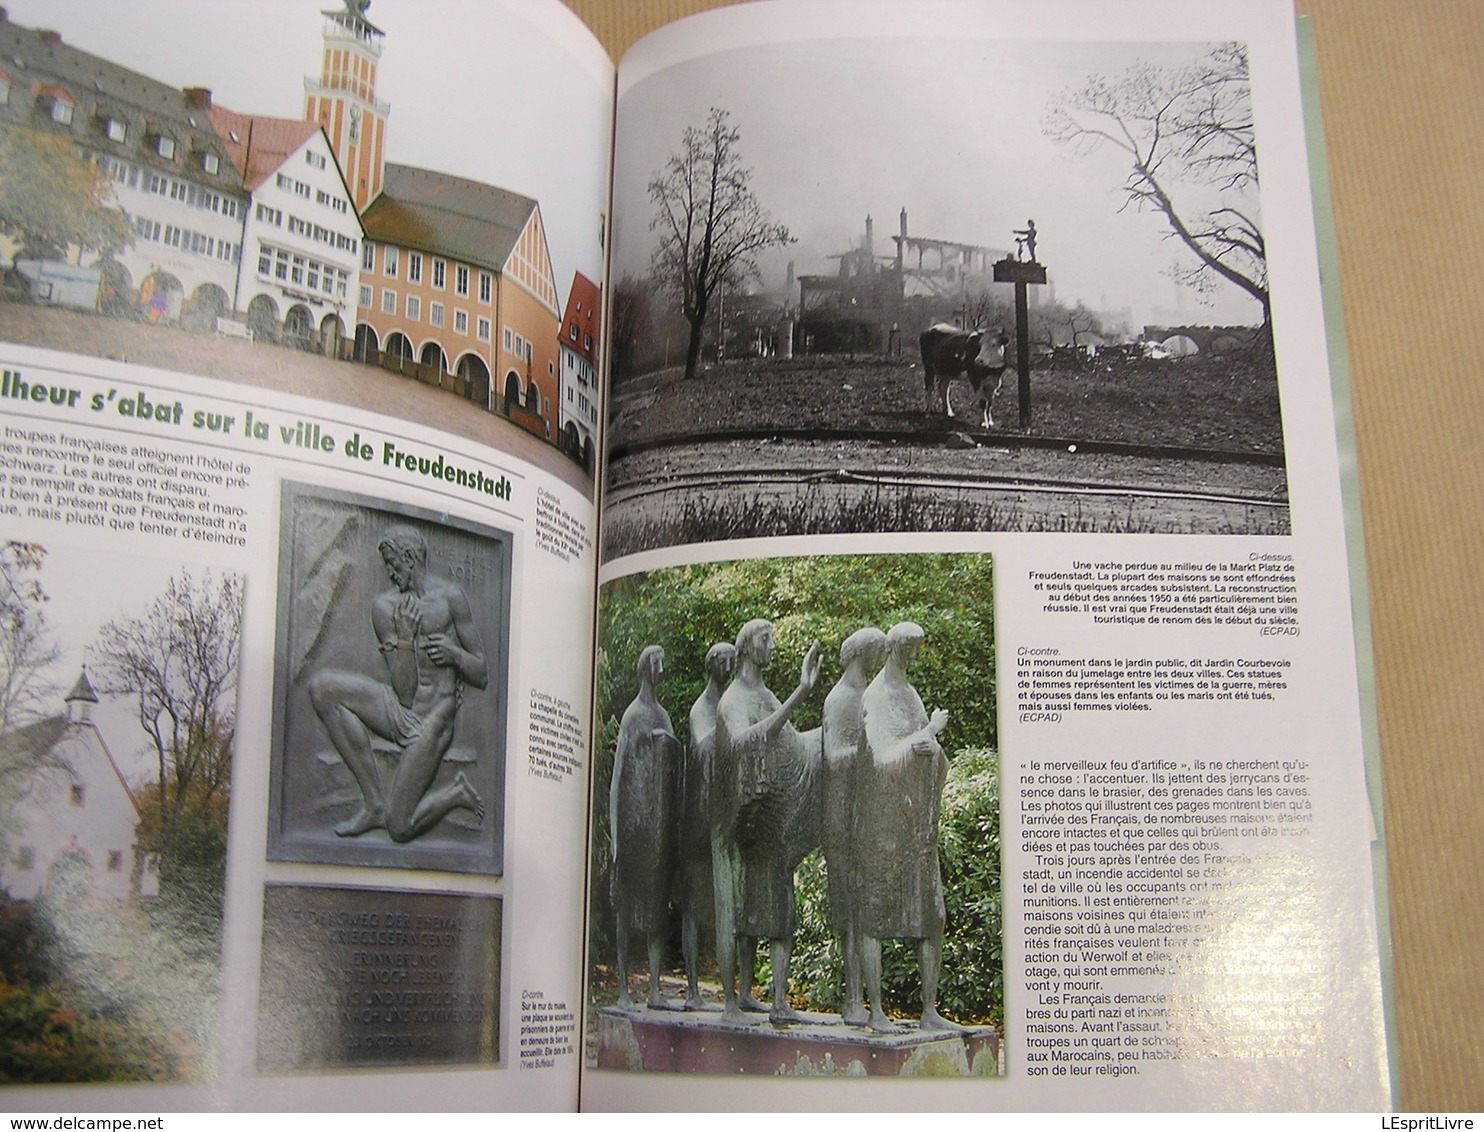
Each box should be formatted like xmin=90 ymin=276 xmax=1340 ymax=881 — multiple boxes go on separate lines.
xmin=1046 ymin=43 xmax=1267 ymax=322
xmin=648 ymin=108 xmax=793 ymax=380
xmin=598 ymin=555 xmax=997 ymax=752
xmin=88 ymin=571 xmax=242 ymax=867
xmin=792 ymin=748 xmax=1002 ymax=1026
xmin=0 ymin=126 xmax=133 ymax=264
xmin=0 ymin=542 xmax=60 ymax=734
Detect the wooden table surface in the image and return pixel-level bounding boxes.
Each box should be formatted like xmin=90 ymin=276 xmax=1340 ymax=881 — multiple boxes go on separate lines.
xmin=562 ymin=0 xmax=1484 ymax=1111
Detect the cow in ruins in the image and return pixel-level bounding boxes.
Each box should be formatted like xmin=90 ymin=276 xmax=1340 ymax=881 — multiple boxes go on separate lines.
xmin=919 ymin=323 xmax=1011 ymax=429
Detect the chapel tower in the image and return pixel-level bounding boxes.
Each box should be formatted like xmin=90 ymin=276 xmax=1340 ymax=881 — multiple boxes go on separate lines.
xmin=303 ymin=0 xmax=390 ymax=211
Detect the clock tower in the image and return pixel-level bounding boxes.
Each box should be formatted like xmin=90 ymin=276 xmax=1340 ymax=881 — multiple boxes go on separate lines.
xmin=304 ymin=0 xmax=389 ymax=212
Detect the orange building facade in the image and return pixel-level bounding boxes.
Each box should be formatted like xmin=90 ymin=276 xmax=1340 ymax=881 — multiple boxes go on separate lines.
xmin=307 ymin=1 xmax=563 ymax=439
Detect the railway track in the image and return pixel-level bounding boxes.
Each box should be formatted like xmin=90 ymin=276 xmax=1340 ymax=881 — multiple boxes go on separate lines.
xmin=605 ymin=462 xmax=1289 ymax=512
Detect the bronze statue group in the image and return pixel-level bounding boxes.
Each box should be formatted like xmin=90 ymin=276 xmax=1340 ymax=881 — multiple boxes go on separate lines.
xmin=608 ymin=619 xmax=964 ymax=1034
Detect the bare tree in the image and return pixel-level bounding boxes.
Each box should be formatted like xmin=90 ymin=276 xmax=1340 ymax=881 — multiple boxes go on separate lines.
xmin=609 ymin=273 xmax=655 ymax=382
xmin=89 ymin=570 xmax=243 ymax=854
xmin=1046 ymin=42 xmax=1267 ymax=324
xmin=0 ymin=541 xmax=61 ymax=733
xmin=649 ymin=108 xmax=793 ymax=380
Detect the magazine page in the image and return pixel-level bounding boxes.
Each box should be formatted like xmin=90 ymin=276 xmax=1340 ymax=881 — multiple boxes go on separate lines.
xmin=0 ymin=0 xmax=611 ymax=1112
xmin=582 ymin=0 xmax=1390 ymax=1112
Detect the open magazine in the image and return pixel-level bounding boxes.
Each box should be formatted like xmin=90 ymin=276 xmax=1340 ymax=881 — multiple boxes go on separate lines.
xmin=0 ymin=0 xmax=1391 ymax=1113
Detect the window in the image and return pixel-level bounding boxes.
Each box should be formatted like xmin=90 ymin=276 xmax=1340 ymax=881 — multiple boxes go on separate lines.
xmin=406 ymin=295 xmax=421 ymax=321
xmin=478 ymin=272 xmax=492 ymax=304
xmin=408 ymin=252 xmax=422 ymax=284
xmin=291 ymin=255 xmax=305 ymax=285
xmin=256 ymin=203 xmax=282 ymax=226
xmin=569 ymin=324 xmax=578 ymax=341
xmin=157 ymin=135 xmax=177 ymax=159
xmin=362 ymin=243 xmax=375 ymax=271
xmin=202 ymin=152 xmax=219 ymax=175
xmin=429 ymin=302 xmax=444 ymax=328
xmin=316 ymin=189 xmax=332 ymax=206
xmin=584 ymin=334 xmax=592 ymax=351
xmin=306 ymin=150 xmax=327 ymax=170
xmin=70 ymin=783 xmax=85 ymax=806
xmin=359 ymin=284 xmax=372 ymax=308
xmin=384 ymin=246 xmax=398 ymax=277
xmin=276 ymin=172 xmax=292 ymax=190
xmin=382 ymin=289 xmax=397 ymax=314
xmin=432 ymin=259 xmax=446 ymax=290
xmin=50 ymin=99 xmax=74 ymax=125
xmin=503 ymin=327 xmax=513 ymax=352
xmin=477 ymin=317 xmax=491 ymax=342
xmin=104 ymin=117 xmax=126 ymax=143
xmin=454 ymin=310 xmax=468 ymax=334
xmin=455 ymin=265 xmax=469 ymax=296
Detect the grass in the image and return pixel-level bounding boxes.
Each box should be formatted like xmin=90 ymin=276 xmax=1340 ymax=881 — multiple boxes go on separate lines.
xmin=602 ymin=479 xmax=1290 ymax=559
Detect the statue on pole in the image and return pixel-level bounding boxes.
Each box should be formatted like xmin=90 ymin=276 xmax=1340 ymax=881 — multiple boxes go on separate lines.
xmin=857 ymin=622 xmax=963 ymax=1033
xmin=609 ymin=645 xmax=679 ymax=1009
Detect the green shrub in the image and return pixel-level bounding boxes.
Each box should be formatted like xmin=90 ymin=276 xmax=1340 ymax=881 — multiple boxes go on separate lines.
xmin=789 ymin=747 xmax=1002 ymax=1028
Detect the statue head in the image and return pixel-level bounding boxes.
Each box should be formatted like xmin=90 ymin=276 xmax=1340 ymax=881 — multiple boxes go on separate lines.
xmin=377 ymin=525 xmax=427 ymax=589
xmin=885 ymin=621 xmax=926 ymax=667
xmin=839 ymin=627 xmax=887 ymax=673
xmin=704 ymin=642 xmax=737 ymax=683
xmin=735 ymin=619 xmax=775 ymax=666
xmin=637 ymin=644 xmax=665 ymax=685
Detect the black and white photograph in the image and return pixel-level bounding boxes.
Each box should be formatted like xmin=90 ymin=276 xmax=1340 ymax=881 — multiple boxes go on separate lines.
xmin=604 ymin=34 xmax=1288 ymax=559
xmin=267 ymin=482 xmax=512 ymax=875
xmin=0 ymin=539 xmax=242 ymax=1083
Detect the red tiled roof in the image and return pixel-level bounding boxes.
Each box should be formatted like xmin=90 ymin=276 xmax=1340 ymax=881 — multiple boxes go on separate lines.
xmin=562 ymin=271 xmax=601 ymax=365
xmin=207 ymin=104 xmax=319 ymax=192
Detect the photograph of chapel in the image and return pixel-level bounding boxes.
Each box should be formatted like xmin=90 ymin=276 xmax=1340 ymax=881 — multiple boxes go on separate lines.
xmin=587 ymin=554 xmax=1002 ymax=1077
xmin=0 ymin=541 xmax=242 ymax=1083
xmin=0 ymin=1 xmax=602 ymax=478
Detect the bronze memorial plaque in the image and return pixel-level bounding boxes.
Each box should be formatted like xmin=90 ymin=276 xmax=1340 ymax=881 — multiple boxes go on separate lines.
xmin=257 ymin=883 xmax=501 ymax=1072
xmin=267 ymin=482 xmax=512 ymax=875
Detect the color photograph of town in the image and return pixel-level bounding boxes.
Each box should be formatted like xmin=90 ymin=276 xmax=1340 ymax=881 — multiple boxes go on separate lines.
xmin=0 ymin=0 xmax=609 ymax=488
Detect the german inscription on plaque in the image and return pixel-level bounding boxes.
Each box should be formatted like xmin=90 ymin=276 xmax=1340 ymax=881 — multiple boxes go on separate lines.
xmin=257 ymin=883 xmax=501 ymax=1072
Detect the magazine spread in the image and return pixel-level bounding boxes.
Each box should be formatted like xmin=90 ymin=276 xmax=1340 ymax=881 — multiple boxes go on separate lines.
xmin=0 ymin=0 xmax=1390 ymax=1115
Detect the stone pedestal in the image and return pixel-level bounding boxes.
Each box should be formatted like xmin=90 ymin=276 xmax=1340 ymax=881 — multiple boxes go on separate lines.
xmin=597 ymin=1005 xmax=999 ymax=1077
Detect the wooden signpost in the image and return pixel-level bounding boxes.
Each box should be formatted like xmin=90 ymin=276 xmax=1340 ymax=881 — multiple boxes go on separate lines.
xmin=993 ymin=253 xmax=1047 ymax=430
